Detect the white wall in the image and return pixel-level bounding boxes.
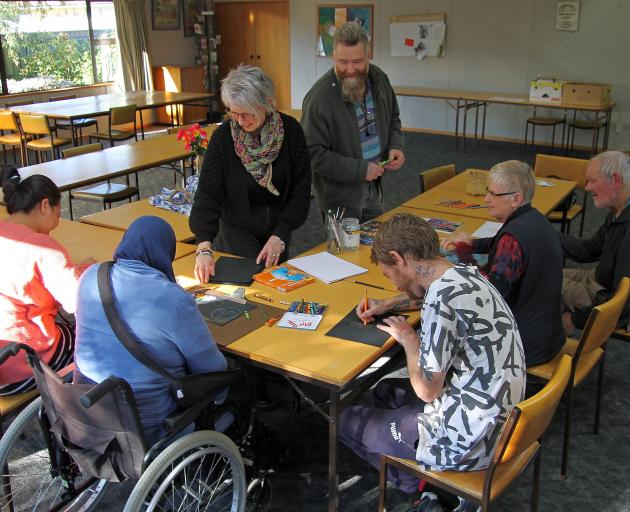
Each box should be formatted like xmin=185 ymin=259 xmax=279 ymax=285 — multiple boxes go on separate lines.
xmin=290 ymin=0 xmax=630 ymax=149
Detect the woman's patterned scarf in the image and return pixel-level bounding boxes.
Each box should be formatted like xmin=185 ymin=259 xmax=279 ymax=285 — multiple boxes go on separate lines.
xmin=231 ymin=111 xmax=284 ymax=196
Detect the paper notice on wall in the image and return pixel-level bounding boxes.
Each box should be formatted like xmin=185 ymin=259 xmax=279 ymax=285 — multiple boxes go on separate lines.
xmin=390 ymin=20 xmax=446 ymax=59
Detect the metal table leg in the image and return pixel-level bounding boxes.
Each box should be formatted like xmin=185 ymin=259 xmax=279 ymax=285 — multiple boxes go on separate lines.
xmin=328 ymin=390 xmax=340 ymax=512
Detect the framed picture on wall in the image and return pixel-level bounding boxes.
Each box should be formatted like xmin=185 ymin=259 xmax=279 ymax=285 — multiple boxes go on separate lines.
xmin=152 ymin=0 xmax=181 ymax=30
xmin=316 ymin=4 xmax=374 ymax=58
xmin=183 ymin=0 xmax=205 ymax=37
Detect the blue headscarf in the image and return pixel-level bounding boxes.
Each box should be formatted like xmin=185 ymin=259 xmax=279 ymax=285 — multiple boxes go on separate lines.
xmin=113 ymin=216 xmax=177 ymax=282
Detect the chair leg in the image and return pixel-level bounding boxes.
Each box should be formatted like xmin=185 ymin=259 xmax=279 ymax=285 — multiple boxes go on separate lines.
xmin=378 ymin=457 xmax=388 ymax=512
xmin=560 ymin=385 xmax=573 ymax=480
xmin=531 ymin=453 xmax=541 ymax=512
xmin=551 ymin=124 xmax=556 ymax=153
xmin=68 ymin=193 xmax=74 ymax=221
xmin=532 ymin=124 xmax=536 ymax=149
xmin=524 ymin=122 xmax=529 ymax=149
xmin=594 ymin=352 xmax=606 ymax=434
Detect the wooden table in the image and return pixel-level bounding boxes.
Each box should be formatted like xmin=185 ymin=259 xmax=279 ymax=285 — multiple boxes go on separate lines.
xmin=81 ymin=200 xmax=195 ymax=243
xmin=173 ymin=247 xmax=420 ymax=512
xmin=52 ymin=219 xmax=194 ymax=263
xmin=8 ymin=91 xmax=213 ymax=142
xmin=403 ymin=171 xmax=576 ymax=220
xmin=393 ymin=85 xmax=615 ymax=151
xmin=17 ymin=129 xmax=211 ymax=194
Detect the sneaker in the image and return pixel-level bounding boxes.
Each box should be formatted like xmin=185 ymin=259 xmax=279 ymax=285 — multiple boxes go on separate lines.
xmin=408 ymin=492 xmax=445 ymax=512
xmin=452 ymin=497 xmax=480 ymax=512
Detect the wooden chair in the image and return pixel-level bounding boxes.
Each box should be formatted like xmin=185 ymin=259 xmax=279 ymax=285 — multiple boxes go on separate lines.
xmin=19 ymin=113 xmax=72 ymax=164
xmin=420 ymin=164 xmax=456 ymax=193
xmin=0 ymin=111 xmax=26 ymax=166
xmin=534 ymin=154 xmax=589 ymax=236
xmin=89 ymin=104 xmax=138 ymax=147
xmin=3 ymin=99 xmax=33 ymax=108
xmin=378 ymin=355 xmax=572 ymax=512
xmin=61 ymin=143 xmax=139 ymax=221
xmin=49 ymin=94 xmax=98 ymax=144
xmin=524 ymin=108 xmax=565 ymax=153
xmin=566 ymin=117 xmax=606 ymax=155
xmin=528 ymin=277 xmax=630 ymax=479
xmin=613 ymin=327 xmax=630 ymax=343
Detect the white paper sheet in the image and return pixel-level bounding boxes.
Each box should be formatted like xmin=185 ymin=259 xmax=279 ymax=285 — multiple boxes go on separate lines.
xmin=287 ymin=252 xmax=367 ymax=284
xmin=471 ymin=221 xmax=503 ymax=239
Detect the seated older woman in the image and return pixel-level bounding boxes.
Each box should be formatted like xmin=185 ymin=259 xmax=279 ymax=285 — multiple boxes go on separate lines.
xmin=442 ymin=160 xmax=565 ymax=367
xmin=190 ymin=65 xmax=311 ymax=284
xmin=74 ymin=216 xmax=227 ymax=444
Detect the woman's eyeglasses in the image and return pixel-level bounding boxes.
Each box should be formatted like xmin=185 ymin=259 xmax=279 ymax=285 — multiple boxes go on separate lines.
xmin=226 ymin=109 xmax=257 ymax=122
xmin=486 ymin=188 xmax=517 ymax=198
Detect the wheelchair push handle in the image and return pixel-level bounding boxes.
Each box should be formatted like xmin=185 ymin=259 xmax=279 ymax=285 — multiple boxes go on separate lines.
xmin=0 ymin=342 xmax=36 ymax=365
xmin=80 ymin=376 xmax=123 ymax=408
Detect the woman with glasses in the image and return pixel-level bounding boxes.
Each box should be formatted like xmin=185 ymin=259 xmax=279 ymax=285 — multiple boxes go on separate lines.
xmin=189 ymin=65 xmax=311 ymax=284
xmin=442 ymin=160 xmax=565 ymax=367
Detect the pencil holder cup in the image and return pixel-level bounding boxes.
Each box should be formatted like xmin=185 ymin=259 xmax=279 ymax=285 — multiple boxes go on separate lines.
xmin=341 ymin=218 xmax=360 ymax=251
xmin=326 ymin=219 xmax=343 ymax=254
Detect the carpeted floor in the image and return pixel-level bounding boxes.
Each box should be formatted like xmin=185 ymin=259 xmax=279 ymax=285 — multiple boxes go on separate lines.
xmin=8 ymin=131 xmax=630 ymax=511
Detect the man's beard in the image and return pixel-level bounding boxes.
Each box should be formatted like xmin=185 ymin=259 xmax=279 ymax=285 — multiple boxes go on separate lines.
xmin=337 ymin=68 xmax=368 ymax=102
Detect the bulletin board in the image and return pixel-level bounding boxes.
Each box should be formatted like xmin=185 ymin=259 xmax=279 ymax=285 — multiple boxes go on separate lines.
xmin=390 ymin=13 xmax=446 ymax=60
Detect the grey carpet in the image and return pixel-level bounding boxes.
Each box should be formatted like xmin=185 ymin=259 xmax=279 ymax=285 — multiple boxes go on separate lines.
xmin=8 ymin=132 xmax=629 ymax=511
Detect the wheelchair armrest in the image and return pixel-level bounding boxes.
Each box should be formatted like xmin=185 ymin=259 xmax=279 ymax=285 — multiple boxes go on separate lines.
xmin=163 ymin=396 xmax=217 ymax=433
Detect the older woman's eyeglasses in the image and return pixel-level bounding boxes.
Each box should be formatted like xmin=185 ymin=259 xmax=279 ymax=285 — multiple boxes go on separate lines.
xmin=486 ymin=188 xmax=517 ymax=198
xmin=226 ymin=109 xmax=257 ymax=122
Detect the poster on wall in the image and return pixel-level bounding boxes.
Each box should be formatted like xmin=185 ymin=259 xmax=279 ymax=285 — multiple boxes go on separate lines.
xmin=390 ymin=14 xmax=446 ymax=61
xmin=555 ymin=1 xmax=580 ymax=31
xmin=316 ymin=5 xmax=373 ymax=58
xmin=183 ymin=0 xmax=205 ymax=37
xmin=152 ymin=0 xmax=180 ymax=30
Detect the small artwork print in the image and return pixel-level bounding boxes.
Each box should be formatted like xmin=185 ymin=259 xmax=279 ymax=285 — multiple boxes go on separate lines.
xmin=183 ymin=0 xmax=205 ymax=37
xmin=152 ymin=0 xmax=180 ymax=30
xmin=317 ymin=4 xmax=373 ymax=58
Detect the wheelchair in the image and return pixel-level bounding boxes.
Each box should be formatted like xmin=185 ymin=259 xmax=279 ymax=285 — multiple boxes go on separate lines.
xmin=0 ymin=341 xmax=270 ymax=512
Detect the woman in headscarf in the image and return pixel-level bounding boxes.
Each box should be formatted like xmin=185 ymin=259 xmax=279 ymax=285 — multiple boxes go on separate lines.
xmin=0 ymin=166 xmax=94 ymax=396
xmin=73 ymin=216 xmax=226 ymax=444
xmin=189 ymin=64 xmax=311 ymax=284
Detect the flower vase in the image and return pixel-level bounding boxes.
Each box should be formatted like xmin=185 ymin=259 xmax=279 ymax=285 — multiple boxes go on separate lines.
xmin=193 ymin=154 xmax=204 ymax=175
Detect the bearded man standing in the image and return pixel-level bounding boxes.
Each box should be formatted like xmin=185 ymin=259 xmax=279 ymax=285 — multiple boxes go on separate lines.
xmin=302 ymin=21 xmax=405 ymax=222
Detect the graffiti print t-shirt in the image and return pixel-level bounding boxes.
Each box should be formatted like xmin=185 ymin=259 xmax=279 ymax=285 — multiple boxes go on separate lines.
xmin=416 ymin=265 xmax=526 ymax=471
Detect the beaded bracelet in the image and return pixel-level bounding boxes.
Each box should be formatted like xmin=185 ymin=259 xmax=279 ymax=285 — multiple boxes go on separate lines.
xmin=195 ymin=248 xmax=214 ymax=258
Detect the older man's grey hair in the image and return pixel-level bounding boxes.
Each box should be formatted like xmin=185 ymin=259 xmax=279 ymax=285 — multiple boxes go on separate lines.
xmin=333 ymin=21 xmax=369 ymax=51
xmin=489 ymin=160 xmax=536 ymax=204
xmin=592 ymin=151 xmax=630 ymax=185
xmin=220 ymin=65 xmax=275 ymax=114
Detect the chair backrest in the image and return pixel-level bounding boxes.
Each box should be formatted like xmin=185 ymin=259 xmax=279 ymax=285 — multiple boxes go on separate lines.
xmin=493 ymin=354 xmax=572 ymax=466
xmin=0 ymin=110 xmax=20 ymax=131
xmin=579 ymin=277 xmax=630 ymax=356
xmin=49 ymin=95 xmax=76 ymax=102
xmin=534 ymin=154 xmax=589 ymax=189
xmin=32 ymin=359 xmax=147 ymax=482
xmin=62 ymin=142 xmax=103 ymax=159
xmin=420 ymin=164 xmax=456 ymax=192
xmin=4 ymin=99 xmax=33 ymax=108
xmin=110 ymin=104 xmax=137 ymax=127
xmin=19 ymin=113 xmax=52 ymax=137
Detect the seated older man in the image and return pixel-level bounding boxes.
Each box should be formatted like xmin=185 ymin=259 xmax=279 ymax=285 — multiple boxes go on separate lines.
xmin=560 ymin=151 xmax=630 ymax=335
xmin=443 ymin=160 xmax=565 ymax=366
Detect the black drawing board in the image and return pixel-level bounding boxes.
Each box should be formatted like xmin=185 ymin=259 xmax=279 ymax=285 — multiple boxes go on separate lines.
xmin=210 ymin=256 xmax=263 ymax=285
xmin=325 ymin=308 xmax=408 ymax=347
xmin=197 ymin=300 xmax=256 ymax=326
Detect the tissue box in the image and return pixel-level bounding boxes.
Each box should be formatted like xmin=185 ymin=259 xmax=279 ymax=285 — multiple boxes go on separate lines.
xmin=562 ymin=82 xmax=612 ymax=107
xmin=529 ymin=79 xmax=565 ymax=103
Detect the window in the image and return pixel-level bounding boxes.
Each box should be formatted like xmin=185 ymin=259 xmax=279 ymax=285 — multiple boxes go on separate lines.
xmin=0 ymin=0 xmax=122 ymax=95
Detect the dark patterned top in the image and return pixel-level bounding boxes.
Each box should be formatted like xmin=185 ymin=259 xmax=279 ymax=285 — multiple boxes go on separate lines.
xmin=416 ymin=265 xmax=526 ymax=471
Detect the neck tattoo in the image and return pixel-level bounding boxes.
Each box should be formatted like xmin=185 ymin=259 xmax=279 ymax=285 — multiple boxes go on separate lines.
xmin=415 ymin=264 xmax=433 ymax=279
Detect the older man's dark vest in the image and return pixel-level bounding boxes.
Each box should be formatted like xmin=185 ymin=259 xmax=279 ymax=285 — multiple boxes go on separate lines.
xmin=487 ymin=204 xmax=565 ymax=366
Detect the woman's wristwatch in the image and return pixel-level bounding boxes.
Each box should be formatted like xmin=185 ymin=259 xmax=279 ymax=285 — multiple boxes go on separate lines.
xmin=195 ymin=247 xmax=214 ymax=258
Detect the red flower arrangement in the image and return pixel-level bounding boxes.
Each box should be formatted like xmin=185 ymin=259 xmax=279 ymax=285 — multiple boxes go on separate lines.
xmin=176 ymin=123 xmax=209 ymax=157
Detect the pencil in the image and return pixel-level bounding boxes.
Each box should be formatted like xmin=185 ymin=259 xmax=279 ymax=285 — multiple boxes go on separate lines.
xmin=363 ymin=289 xmax=368 ymax=326
xmin=352 ymin=280 xmax=385 ymax=290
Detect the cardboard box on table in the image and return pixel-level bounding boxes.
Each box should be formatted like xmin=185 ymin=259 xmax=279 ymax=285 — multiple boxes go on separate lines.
xmin=562 ymin=82 xmax=612 ymax=107
xmin=529 ymin=78 xmax=566 ymax=102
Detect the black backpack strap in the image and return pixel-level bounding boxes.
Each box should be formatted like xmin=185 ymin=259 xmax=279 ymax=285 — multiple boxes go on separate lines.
xmin=97 ymin=262 xmax=182 ymax=389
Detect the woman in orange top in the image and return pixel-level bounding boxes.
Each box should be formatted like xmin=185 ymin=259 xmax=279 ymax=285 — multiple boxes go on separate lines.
xmin=0 ymin=166 xmax=94 ymax=395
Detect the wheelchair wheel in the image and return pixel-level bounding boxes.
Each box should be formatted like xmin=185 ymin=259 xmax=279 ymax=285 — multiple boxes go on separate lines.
xmin=0 ymin=397 xmax=109 ymax=511
xmin=246 ymin=475 xmax=273 ymax=512
xmin=124 ymin=430 xmax=246 ymax=512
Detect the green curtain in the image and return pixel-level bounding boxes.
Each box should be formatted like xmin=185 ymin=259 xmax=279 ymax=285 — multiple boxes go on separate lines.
xmin=113 ymin=0 xmax=154 ymax=91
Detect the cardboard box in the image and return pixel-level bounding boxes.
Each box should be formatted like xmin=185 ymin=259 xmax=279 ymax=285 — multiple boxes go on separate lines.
xmin=562 ymin=82 xmax=612 ymax=106
xmin=529 ymin=79 xmax=565 ymax=102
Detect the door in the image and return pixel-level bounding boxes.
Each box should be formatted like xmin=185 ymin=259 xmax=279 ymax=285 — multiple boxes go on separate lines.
xmin=215 ymin=1 xmax=290 ymax=109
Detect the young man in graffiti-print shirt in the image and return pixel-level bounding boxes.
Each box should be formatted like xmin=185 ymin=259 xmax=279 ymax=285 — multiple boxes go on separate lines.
xmin=341 ymin=214 xmax=526 ymax=512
